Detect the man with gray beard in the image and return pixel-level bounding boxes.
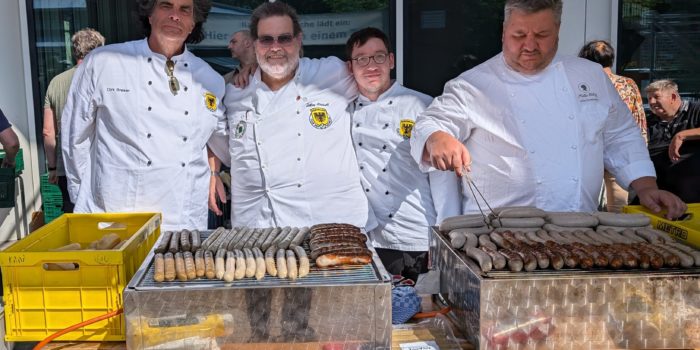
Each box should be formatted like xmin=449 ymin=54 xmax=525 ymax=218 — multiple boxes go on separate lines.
xmin=207 ymin=1 xmax=372 ymax=342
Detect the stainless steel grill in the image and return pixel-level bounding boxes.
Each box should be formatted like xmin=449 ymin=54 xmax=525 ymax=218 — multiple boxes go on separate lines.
xmin=124 ymin=230 xmax=392 ymax=350
xmin=430 ymin=228 xmax=700 ymax=350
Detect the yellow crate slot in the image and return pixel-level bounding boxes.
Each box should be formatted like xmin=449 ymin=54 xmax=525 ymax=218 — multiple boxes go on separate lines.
xmin=0 ymin=212 xmax=161 ymax=341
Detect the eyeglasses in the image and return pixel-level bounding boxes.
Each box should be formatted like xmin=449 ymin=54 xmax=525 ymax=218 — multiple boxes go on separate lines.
xmin=165 ymin=59 xmax=180 ymax=96
xmin=256 ymin=34 xmax=295 ymax=47
xmin=351 ymin=53 xmax=388 ymax=67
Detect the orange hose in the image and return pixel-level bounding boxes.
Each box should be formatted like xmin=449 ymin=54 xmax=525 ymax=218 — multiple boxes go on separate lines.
xmin=32 ymin=308 xmax=123 ymax=350
xmin=412 ymin=306 xmax=451 ymax=319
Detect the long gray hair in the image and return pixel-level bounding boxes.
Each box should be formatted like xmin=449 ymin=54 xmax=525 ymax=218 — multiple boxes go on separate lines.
xmin=504 ymin=0 xmax=563 ymax=24
xmin=136 ymin=0 xmax=212 ymax=44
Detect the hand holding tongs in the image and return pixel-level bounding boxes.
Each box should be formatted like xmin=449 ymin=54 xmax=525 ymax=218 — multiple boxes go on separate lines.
xmin=461 ymin=165 xmax=499 ymax=227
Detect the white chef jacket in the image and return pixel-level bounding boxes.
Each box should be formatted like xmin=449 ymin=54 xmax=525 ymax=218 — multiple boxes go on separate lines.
xmin=352 ymin=82 xmax=461 ymax=251
xmin=62 ymin=39 xmax=226 ymax=231
xmin=210 ymin=57 xmax=371 ymax=228
xmin=410 ymin=53 xmax=655 ymax=213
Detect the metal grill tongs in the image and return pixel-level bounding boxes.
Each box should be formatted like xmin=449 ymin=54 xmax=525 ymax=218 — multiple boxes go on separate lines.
xmin=461 ymin=165 xmax=498 ymax=227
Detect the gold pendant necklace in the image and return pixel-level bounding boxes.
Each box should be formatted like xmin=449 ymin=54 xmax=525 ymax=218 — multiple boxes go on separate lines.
xmin=165 ymin=59 xmax=180 ymax=96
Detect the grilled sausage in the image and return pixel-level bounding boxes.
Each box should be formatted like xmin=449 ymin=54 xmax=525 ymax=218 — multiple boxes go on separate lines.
xmin=168 ymin=231 xmax=181 ymax=253
xmin=290 ymin=227 xmax=310 ymax=247
xmin=265 ymin=245 xmax=278 ymax=276
xmin=204 ymin=250 xmax=216 ymax=279
xmin=183 ymin=251 xmax=196 ymax=280
xmin=480 ymin=246 xmax=506 ymax=270
xmin=194 ymin=249 xmax=205 ymax=277
xmin=491 ymin=206 xmax=546 ymax=218
xmin=465 ymin=246 xmax=492 ymax=273
xmin=201 ymin=227 xmax=225 ymax=251
xmin=498 ymin=248 xmax=524 ymax=272
xmin=439 ymin=214 xmax=489 ymax=232
xmin=154 ymin=253 xmax=165 ymax=282
xmin=154 ymin=231 xmax=173 ymax=254
xmin=594 ymin=212 xmax=650 ymax=227
xmin=286 ymin=250 xmax=298 ymax=280
xmin=234 ymin=249 xmax=246 ymax=280
xmin=174 ymin=252 xmax=187 ymax=281
xmin=223 ymin=251 xmax=236 ymax=282
xmin=293 ymin=245 xmax=310 ymax=277
xmin=478 ymin=234 xmax=498 ymax=251
xmin=215 ymin=249 xmax=226 ymax=280
xmin=164 ymin=252 xmax=176 ymax=281
xmin=253 ymin=247 xmax=266 ymax=280
xmin=276 ymin=248 xmax=288 ymax=278
xmin=179 ymin=229 xmax=192 ymax=252
xmin=190 ymin=230 xmax=201 ymax=251
xmin=261 ymin=227 xmax=282 ymax=252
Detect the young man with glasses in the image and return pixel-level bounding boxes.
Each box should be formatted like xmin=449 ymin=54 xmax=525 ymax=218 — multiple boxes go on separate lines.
xmin=62 ymin=0 xmax=226 ymax=231
xmin=346 ymin=27 xmax=460 ymax=284
xmin=207 ymin=1 xmax=373 ymax=342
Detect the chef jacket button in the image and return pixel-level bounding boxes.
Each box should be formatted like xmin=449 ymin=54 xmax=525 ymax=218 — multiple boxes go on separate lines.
xmin=184 ymin=87 xmax=188 ymax=92
xmin=148 ymin=106 xmax=152 ymax=111
xmin=360 ymin=166 xmax=364 ymax=170
xmin=356 ymin=123 xmax=360 ymax=127
xmin=529 ymin=150 xmax=535 ymax=154
xmin=358 ymin=142 xmax=363 ymax=146
xmin=536 ymin=180 xmax=542 ymax=184
xmin=184 ymin=63 xmax=188 ymax=68
xmin=265 ymin=188 xmax=270 ymax=193
xmin=183 ymin=137 xmax=187 ymax=142
xmin=296 ymin=95 xmax=301 ymax=101
xmin=148 ymin=81 xmax=152 ymax=85
xmin=388 ymin=213 xmax=393 ymax=218
xmin=573 ymin=178 xmax=579 ymax=182
xmin=388 ymin=100 xmax=393 ymax=105
xmin=297 ymin=157 xmax=301 ymax=161
xmin=382 ymin=145 xmax=387 ymax=150
xmin=359 ymin=103 xmax=363 ymax=106
xmin=385 ymin=191 xmax=389 ymax=195
xmin=184 ymin=111 xmax=189 ymax=116
xmin=571 ymin=145 xmax=577 ymax=150
xmin=382 ymin=168 xmax=386 ymax=172
xmin=181 ymin=162 xmax=185 ymax=167
xmin=296 ymin=111 xmax=300 ymax=115
xmin=297 ymin=133 xmax=301 ymax=136
xmin=147 ymin=160 xmax=152 ymax=166
xmin=147 ymin=133 xmax=152 ymax=138
xmin=147 ymin=57 xmax=152 ymax=62
xmin=568 ymin=115 xmax=574 ymax=120
xmin=262 ymin=164 xmax=266 ymax=169
xmin=297 ymin=183 xmax=302 ymax=188
xmin=257 ymin=141 xmax=262 ymax=146
xmin=384 ymin=123 xmax=389 ymax=128
xmin=365 ymin=188 xmax=370 ymax=192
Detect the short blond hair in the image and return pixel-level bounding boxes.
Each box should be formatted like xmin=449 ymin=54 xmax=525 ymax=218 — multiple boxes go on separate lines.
xmin=71 ymin=28 xmax=105 ymax=60
xmin=646 ymin=79 xmax=678 ymax=95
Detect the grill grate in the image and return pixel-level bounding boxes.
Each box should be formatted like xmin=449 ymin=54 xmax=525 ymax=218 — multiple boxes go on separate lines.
xmin=133 ymin=230 xmax=383 ymax=290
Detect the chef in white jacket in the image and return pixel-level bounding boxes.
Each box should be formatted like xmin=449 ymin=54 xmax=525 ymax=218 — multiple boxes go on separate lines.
xmin=208 ymin=5 xmax=370 ymax=230
xmin=62 ymin=0 xmax=226 ymax=230
xmin=346 ymin=28 xmax=461 ymax=282
xmin=410 ymin=0 xmax=686 ymax=219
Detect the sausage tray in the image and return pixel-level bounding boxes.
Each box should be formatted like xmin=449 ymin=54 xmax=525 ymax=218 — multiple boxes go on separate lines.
xmin=430 ymin=227 xmax=700 ymax=349
xmin=124 ymin=230 xmax=392 ymax=349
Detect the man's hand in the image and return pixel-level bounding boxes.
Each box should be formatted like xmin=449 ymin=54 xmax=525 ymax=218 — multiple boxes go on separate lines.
xmin=668 ymin=133 xmax=684 ymax=162
xmin=631 ymin=177 xmax=687 ymax=219
xmin=208 ymin=172 xmax=226 ymax=216
xmin=233 ymin=63 xmax=258 ymax=88
xmin=48 ymin=169 xmax=58 ymax=184
xmin=423 ymin=131 xmax=472 ymax=176
xmin=1 ymin=159 xmax=14 ymax=169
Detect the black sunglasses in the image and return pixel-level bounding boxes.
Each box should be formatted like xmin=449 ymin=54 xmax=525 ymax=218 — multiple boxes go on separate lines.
xmin=257 ymin=34 xmax=295 ymax=47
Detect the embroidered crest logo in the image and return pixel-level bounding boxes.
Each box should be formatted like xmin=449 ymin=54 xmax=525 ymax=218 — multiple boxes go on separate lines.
xmin=309 ymin=107 xmax=332 ymax=129
xmin=204 ymin=92 xmax=217 ymax=112
xmin=234 ymin=120 xmax=246 ymax=138
xmin=398 ymin=119 xmax=415 ymax=139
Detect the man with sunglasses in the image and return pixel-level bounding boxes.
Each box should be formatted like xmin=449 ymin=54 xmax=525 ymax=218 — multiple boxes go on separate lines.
xmin=346 ymin=28 xmax=460 ymax=284
xmin=62 ymin=0 xmax=226 ymax=231
xmin=207 ymin=1 xmax=372 ymax=342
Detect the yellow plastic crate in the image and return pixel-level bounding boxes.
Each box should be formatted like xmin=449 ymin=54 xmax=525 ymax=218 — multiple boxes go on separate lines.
xmin=623 ymin=203 xmax=700 ymax=249
xmin=0 ymin=212 xmax=161 ymax=341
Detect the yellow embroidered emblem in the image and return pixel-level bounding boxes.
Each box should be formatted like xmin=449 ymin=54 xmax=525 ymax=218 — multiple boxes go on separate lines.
xmin=398 ymin=119 xmax=414 ymax=139
xmin=204 ymin=92 xmax=217 ymax=112
xmin=309 ymin=107 xmax=332 ymax=129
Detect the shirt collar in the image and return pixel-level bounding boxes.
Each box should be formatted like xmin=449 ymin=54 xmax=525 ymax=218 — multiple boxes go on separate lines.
xmin=139 ymin=38 xmax=191 ymax=63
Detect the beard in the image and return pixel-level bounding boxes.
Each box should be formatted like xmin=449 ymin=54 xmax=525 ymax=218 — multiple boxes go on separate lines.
xmin=257 ymin=50 xmax=299 ymax=80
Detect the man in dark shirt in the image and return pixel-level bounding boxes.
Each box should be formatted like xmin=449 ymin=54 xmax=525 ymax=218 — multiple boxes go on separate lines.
xmin=646 ymin=80 xmax=700 ymax=202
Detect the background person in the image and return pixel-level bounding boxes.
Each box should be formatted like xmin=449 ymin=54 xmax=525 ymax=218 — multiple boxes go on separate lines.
xmin=645 ymin=79 xmax=700 ymax=203
xmin=223 ymin=29 xmax=256 ymax=85
xmin=346 ymin=27 xmax=460 ymax=283
xmin=409 ymin=0 xmax=686 ymax=219
xmin=43 ymin=28 xmax=105 ymax=213
xmin=62 ymin=0 xmax=226 ymax=231
xmin=578 ymin=39 xmax=647 ymax=213
xmin=0 ymin=108 xmax=20 ymax=169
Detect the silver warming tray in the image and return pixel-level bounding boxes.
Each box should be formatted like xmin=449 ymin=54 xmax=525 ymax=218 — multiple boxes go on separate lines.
xmin=124 ymin=230 xmax=392 ymax=350
xmin=430 ymin=228 xmax=700 ymax=350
